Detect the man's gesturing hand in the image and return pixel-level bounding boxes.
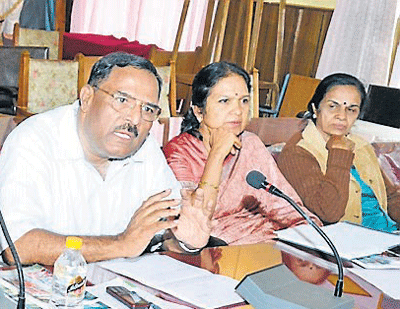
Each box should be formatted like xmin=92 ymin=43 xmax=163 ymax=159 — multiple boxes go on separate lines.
xmin=119 ymin=189 xmax=180 ymax=257
xmin=172 ymin=188 xmax=213 ymax=249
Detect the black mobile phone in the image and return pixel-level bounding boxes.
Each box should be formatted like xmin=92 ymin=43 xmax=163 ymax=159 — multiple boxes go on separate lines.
xmin=388 ymin=244 xmax=400 ymax=257
xmin=106 ymin=285 xmax=149 ymax=309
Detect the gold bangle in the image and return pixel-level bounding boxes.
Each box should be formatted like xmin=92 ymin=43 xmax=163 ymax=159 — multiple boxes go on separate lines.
xmin=198 ymin=181 xmax=219 ymax=190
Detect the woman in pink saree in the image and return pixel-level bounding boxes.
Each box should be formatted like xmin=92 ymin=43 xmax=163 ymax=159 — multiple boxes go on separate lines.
xmin=164 ymin=62 xmax=319 ymax=245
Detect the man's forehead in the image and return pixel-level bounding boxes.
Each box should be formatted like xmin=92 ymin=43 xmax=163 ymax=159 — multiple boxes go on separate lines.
xmin=102 ymin=66 xmax=159 ymax=99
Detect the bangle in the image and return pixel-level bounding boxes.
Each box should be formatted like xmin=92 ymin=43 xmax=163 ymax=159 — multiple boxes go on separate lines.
xmin=177 ymin=240 xmax=202 ymax=254
xmin=198 ymin=181 xmax=219 ymax=190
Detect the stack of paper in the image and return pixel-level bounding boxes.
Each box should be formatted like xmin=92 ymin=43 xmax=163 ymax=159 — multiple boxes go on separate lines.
xmin=276 ymin=221 xmax=400 ymax=260
xmin=348 ymin=268 xmax=400 ymax=300
xmin=98 ymin=254 xmax=245 ymax=309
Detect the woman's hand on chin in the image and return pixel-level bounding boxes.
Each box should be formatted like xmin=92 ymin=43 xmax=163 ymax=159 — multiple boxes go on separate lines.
xmin=326 ymin=135 xmax=355 ymax=151
xmin=208 ymin=127 xmax=242 ymax=157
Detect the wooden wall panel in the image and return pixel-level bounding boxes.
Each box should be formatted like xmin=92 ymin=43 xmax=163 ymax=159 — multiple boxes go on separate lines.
xmin=220 ymin=0 xmax=333 ymax=88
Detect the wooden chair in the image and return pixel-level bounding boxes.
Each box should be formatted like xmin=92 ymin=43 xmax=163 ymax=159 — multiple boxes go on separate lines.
xmin=173 ymin=0 xmax=232 ymax=115
xmin=259 ymin=73 xmax=290 ymax=118
xmin=75 ymin=53 xmax=102 ymax=94
xmin=147 ymin=0 xmax=192 ymax=117
xmin=277 ymin=74 xmax=320 ymax=118
xmin=0 ymin=46 xmax=49 ymax=115
xmin=0 ymin=46 xmax=49 ymax=88
xmin=17 ymin=51 xmax=79 ymax=117
xmin=240 ymin=0 xmax=287 ymax=118
xmin=13 ymin=22 xmax=63 ymax=60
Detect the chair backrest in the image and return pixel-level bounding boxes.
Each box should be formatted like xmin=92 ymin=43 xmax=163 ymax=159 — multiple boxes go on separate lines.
xmin=0 ymin=46 xmax=49 ymax=88
xmin=75 ymin=53 xmax=102 ymax=94
xmin=147 ymin=0 xmax=192 ymax=117
xmin=241 ymin=0 xmax=286 ymax=116
xmin=195 ymin=0 xmax=231 ymax=70
xmin=259 ymin=73 xmax=290 ymax=118
xmin=13 ymin=23 xmax=62 ymax=60
xmin=246 ymin=117 xmax=305 ymax=146
xmin=278 ymin=74 xmax=321 ymax=118
xmin=171 ymin=0 xmax=232 ymax=115
xmin=18 ymin=51 xmax=78 ymax=116
xmin=147 ymin=60 xmax=173 ymax=119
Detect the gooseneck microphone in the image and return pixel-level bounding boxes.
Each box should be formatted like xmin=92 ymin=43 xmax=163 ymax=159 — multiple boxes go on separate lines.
xmin=0 ymin=210 xmax=25 ymax=308
xmin=246 ymin=170 xmax=344 ymax=297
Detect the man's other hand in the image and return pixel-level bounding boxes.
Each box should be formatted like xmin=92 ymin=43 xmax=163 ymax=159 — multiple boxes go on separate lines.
xmin=172 ymin=188 xmax=212 ymax=249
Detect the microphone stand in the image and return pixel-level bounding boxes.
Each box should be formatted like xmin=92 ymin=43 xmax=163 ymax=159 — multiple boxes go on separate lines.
xmin=267 ymin=185 xmax=344 ymax=297
xmin=0 ymin=210 xmax=25 ymax=308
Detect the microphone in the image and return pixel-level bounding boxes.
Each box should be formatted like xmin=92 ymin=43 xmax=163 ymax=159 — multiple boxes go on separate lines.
xmin=245 ymin=170 xmax=344 ymax=297
xmin=0 ymin=210 xmax=25 ymax=308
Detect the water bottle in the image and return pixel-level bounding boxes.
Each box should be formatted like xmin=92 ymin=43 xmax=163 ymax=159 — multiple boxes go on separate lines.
xmin=49 ymin=236 xmax=87 ymax=308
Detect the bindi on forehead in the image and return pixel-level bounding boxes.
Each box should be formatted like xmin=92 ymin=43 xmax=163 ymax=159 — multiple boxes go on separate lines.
xmin=327 ymin=99 xmax=359 ymax=107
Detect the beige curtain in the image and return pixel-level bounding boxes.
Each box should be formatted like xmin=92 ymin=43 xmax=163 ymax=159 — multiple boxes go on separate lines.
xmin=0 ymin=0 xmax=24 ymax=35
xmin=316 ymin=0 xmax=397 ymax=86
xmin=389 ymin=7 xmax=400 ymax=87
xmin=70 ymin=0 xmax=208 ymax=51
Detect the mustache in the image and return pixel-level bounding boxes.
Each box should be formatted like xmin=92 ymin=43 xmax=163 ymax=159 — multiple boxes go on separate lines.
xmin=115 ymin=123 xmax=139 ymax=137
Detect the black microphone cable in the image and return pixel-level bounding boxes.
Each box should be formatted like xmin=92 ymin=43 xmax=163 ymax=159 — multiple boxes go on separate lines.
xmin=0 ymin=210 xmax=25 ymax=308
xmin=246 ymin=170 xmax=344 ymax=297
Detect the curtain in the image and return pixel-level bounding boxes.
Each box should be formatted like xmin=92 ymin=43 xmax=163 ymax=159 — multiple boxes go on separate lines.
xmin=70 ymin=0 xmax=208 ymax=51
xmin=0 ymin=0 xmax=24 ymax=35
xmin=316 ymin=0 xmax=397 ymax=86
xmin=389 ymin=6 xmax=400 ymax=88
xmin=19 ymin=0 xmax=55 ymax=30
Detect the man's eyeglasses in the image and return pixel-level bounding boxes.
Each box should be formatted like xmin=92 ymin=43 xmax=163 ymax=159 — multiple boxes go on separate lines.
xmin=94 ymin=86 xmax=162 ymax=122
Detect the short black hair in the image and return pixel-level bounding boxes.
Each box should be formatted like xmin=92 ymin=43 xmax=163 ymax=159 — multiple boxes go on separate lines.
xmin=88 ymin=52 xmax=162 ymax=99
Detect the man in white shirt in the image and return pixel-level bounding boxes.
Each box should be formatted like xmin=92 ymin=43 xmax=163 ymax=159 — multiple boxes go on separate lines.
xmin=0 ymin=52 xmax=211 ymax=265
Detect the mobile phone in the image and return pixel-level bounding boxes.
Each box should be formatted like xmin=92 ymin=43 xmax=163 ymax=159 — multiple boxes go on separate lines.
xmin=106 ymin=285 xmax=149 ymax=308
xmin=388 ymin=244 xmax=400 ymax=257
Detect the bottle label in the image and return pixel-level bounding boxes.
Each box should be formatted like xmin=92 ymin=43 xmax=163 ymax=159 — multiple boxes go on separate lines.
xmin=66 ymin=275 xmax=86 ymax=297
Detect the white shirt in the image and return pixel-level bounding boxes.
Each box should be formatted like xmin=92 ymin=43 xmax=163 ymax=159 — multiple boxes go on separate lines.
xmin=0 ymin=101 xmax=181 ymax=250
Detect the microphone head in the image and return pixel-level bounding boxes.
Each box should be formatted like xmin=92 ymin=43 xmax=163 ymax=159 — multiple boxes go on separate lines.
xmin=246 ymin=170 xmax=266 ymax=189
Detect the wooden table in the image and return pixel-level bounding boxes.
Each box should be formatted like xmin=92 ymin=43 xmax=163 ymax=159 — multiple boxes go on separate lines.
xmin=0 ymin=241 xmax=397 ymax=308
xmin=164 ymin=241 xmax=399 ymax=309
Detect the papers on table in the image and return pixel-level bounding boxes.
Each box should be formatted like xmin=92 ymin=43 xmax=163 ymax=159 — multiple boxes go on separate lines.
xmin=276 ymin=221 xmax=400 ymax=260
xmin=348 ymin=268 xmax=400 ymax=300
xmin=352 ymin=251 xmax=400 ymax=269
xmin=98 ymin=254 xmax=245 ymax=309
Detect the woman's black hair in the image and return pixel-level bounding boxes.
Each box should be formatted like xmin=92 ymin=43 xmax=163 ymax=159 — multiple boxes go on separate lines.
xmin=305 ymin=73 xmax=366 ymax=123
xmin=181 ymin=61 xmax=251 ymax=138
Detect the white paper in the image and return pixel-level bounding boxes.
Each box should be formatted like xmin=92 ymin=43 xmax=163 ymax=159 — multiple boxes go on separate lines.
xmin=349 ymin=268 xmax=400 ymax=300
xmin=98 ymin=254 xmax=244 ymax=309
xmin=276 ymin=222 xmax=400 ymax=260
